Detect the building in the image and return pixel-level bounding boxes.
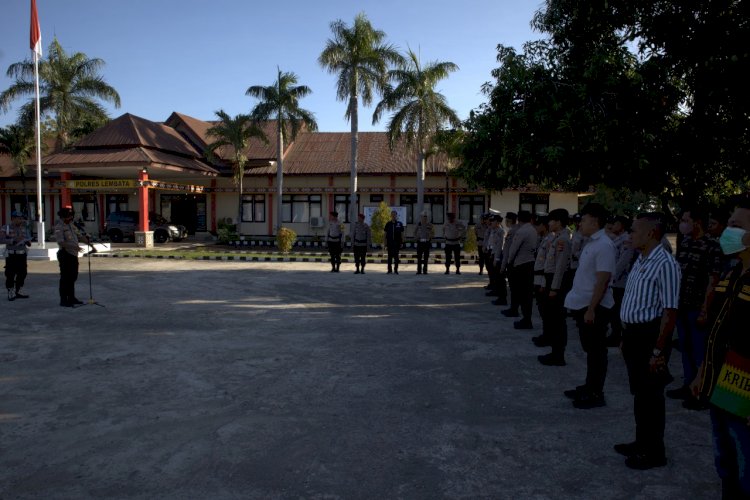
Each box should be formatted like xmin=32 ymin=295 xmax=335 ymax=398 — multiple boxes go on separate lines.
xmin=1 ymin=112 xmax=580 ymax=241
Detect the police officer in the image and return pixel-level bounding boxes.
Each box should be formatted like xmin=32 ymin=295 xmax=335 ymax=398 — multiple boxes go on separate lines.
xmin=352 ymin=213 xmax=371 ymax=274
xmin=2 ymin=211 xmax=32 ymax=301
xmin=326 ymin=211 xmax=343 ymax=272
xmin=488 ymin=214 xmax=508 ymax=305
xmin=476 ymin=213 xmax=490 ymax=275
xmin=384 ymin=210 xmax=404 ymax=274
xmin=443 ymin=212 xmax=466 ymax=274
xmin=537 ymin=209 xmax=573 ymax=366
xmin=54 ymin=205 xmax=85 ymax=307
xmin=415 ymin=212 xmax=433 ymax=274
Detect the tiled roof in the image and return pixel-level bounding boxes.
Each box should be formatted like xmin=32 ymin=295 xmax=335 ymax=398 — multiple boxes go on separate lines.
xmin=247 ymin=132 xmax=450 ymax=176
xmin=43 ymin=147 xmax=219 ymax=175
xmin=167 ymin=112 xmax=280 ymax=162
xmin=75 ymin=113 xmax=200 ymax=158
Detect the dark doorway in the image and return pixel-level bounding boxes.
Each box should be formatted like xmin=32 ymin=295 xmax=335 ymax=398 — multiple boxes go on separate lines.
xmin=160 ymin=194 xmax=207 ymax=235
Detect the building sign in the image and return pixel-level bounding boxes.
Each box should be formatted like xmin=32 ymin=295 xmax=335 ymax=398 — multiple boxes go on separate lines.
xmin=140 ymin=180 xmax=206 ymax=193
xmin=62 ymin=179 xmax=137 ymax=189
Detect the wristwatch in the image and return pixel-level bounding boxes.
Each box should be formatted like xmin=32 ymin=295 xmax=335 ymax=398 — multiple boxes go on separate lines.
xmin=652 ymin=348 xmax=663 ymax=357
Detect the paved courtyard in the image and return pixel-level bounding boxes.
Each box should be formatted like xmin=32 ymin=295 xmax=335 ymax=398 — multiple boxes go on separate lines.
xmin=0 ymin=257 xmax=718 ymax=499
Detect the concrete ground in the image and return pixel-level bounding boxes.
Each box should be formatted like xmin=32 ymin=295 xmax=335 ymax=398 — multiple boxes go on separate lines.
xmin=0 ymin=256 xmax=719 ymax=499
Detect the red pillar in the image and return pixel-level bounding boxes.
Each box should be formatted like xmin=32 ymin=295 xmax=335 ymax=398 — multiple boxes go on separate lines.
xmin=60 ymin=172 xmax=72 ymax=207
xmin=139 ymin=169 xmax=149 ymax=231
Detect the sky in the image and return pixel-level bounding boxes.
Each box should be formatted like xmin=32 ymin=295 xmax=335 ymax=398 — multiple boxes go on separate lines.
xmin=1 ymin=0 xmax=546 ymax=133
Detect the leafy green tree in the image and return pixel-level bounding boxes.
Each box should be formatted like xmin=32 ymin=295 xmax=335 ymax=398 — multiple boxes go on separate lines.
xmin=247 ymin=69 xmax=317 ymax=231
xmin=0 ymin=38 xmax=121 ymax=152
xmin=319 ymin=12 xmax=403 ymax=226
xmin=373 ymin=49 xmax=461 ymax=218
xmin=0 ymin=124 xmax=36 ymax=215
xmin=205 ymin=110 xmax=268 ymax=226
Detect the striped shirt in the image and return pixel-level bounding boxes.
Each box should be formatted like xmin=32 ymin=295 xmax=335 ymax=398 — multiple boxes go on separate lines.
xmin=620 ymin=244 xmax=681 ymax=324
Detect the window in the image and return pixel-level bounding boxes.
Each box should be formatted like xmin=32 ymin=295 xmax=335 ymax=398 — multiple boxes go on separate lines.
xmin=458 ymin=195 xmax=485 ymax=225
xmin=426 ymin=195 xmax=445 ymax=224
xmin=10 ymin=195 xmax=40 ymax=220
xmin=519 ymin=193 xmax=550 ymax=215
xmin=107 ymin=195 xmax=128 ymax=216
xmin=334 ymin=194 xmax=356 ymax=223
xmin=399 ymin=195 xmax=444 ymax=224
xmin=72 ymin=194 xmax=97 ymax=222
xmin=400 ymin=195 xmax=417 ymax=223
xmin=241 ymin=194 xmax=265 ymax=222
xmin=282 ymin=194 xmax=321 ymax=223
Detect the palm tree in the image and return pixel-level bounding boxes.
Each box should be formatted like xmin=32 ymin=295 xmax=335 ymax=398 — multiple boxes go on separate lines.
xmin=205 ymin=110 xmax=268 ymax=226
xmin=0 ymin=38 xmax=121 ymax=152
xmin=318 ymin=13 xmax=403 ymax=225
xmin=246 ymin=68 xmax=317 ymax=231
xmin=373 ymin=49 xmax=461 ymax=218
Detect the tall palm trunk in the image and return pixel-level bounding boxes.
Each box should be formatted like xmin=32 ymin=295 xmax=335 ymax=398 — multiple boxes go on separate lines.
xmin=416 ymin=149 xmax=425 ymax=220
xmin=276 ymin=119 xmax=284 ymax=232
xmin=349 ymin=91 xmax=359 ymax=234
xmin=237 ymin=168 xmax=244 ymax=228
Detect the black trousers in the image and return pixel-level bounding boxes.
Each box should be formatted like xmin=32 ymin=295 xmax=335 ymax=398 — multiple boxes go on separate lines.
xmin=387 ymin=245 xmax=400 ymax=271
xmin=4 ymin=254 xmax=27 ymax=290
xmin=416 ymin=242 xmax=430 ymax=272
xmin=328 ymin=241 xmax=342 ymax=269
xmin=444 ymin=244 xmax=461 ymax=270
xmin=353 ymin=246 xmax=367 ymax=270
xmin=57 ymin=250 xmax=79 ymax=302
xmin=572 ymin=305 xmax=612 ymax=394
xmin=611 ymin=287 xmax=625 ymax=338
xmin=510 ymin=262 xmax=534 ymax=321
xmin=477 ymin=245 xmax=486 ymax=271
xmin=543 ymin=273 xmax=569 ymax=355
xmin=622 ymin=319 xmax=667 ymax=457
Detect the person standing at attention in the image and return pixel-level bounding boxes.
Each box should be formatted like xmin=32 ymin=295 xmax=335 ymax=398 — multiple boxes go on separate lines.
xmin=616 ymin=213 xmax=681 ymax=470
xmin=563 ymin=203 xmax=616 ymax=409
xmin=384 ymin=210 xmax=404 ymax=274
xmin=443 ymin=212 xmax=466 ymax=275
xmin=326 ymin=211 xmax=343 ymax=272
xmin=352 ymin=213 xmax=371 ymax=274
xmin=415 ymin=212 xmax=433 ymax=275
xmin=54 ymin=205 xmax=85 ymax=307
xmin=2 ymin=211 xmax=32 ymax=301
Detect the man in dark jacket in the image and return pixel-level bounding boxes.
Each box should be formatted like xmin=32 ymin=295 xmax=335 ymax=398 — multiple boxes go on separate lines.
xmin=384 ymin=210 xmax=404 ymax=274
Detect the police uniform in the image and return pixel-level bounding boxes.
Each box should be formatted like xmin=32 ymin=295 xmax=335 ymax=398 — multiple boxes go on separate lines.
xmin=414 ymin=217 xmax=433 ymax=274
xmin=351 ymin=216 xmax=371 ymax=274
xmin=487 ymin=215 xmax=507 ymax=304
xmin=54 ymin=207 xmax=84 ymax=307
xmin=2 ymin=212 xmax=31 ymax=301
xmin=443 ymin=215 xmax=466 ymax=274
xmin=475 ymin=216 xmax=489 ymax=274
xmin=538 ymin=227 xmax=573 ymax=363
xmin=326 ymin=212 xmax=343 ymax=272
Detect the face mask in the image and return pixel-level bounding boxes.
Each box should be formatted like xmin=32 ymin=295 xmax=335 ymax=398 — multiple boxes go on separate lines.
xmin=719 ymin=227 xmax=748 ymax=255
xmin=678 ymin=222 xmax=693 ymax=235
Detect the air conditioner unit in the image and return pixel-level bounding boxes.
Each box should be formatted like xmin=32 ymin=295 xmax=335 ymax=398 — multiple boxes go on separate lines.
xmin=310 ymin=216 xmax=325 ymax=228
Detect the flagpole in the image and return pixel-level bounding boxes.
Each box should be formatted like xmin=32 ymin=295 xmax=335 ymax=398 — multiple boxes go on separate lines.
xmin=34 ymin=50 xmax=45 ymax=248
xmin=30 ymin=0 xmax=45 ymax=248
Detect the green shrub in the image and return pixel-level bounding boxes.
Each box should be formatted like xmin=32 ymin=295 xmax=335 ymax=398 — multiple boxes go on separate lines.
xmin=276 ymin=226 xmax=297 ymax=253
xmin=370 ymin=201 xmax=391 ymax=247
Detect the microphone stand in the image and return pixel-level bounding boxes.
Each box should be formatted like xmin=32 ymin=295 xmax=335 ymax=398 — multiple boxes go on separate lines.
xmin=75 ymin=221 xmax=105 ymax=308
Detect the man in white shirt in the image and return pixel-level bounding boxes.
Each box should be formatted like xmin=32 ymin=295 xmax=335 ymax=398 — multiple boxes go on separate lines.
xmin=563 ymin=203 xmax=617 ymax=409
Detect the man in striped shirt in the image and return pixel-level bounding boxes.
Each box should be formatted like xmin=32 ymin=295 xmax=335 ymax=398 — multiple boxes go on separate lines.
xmin=616 ymin=213 xmax=681 ymax=470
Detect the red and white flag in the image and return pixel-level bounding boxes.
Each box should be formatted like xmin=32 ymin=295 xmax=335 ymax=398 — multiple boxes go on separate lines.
xmin=30 ymin=0 xmax=42 ymax=58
